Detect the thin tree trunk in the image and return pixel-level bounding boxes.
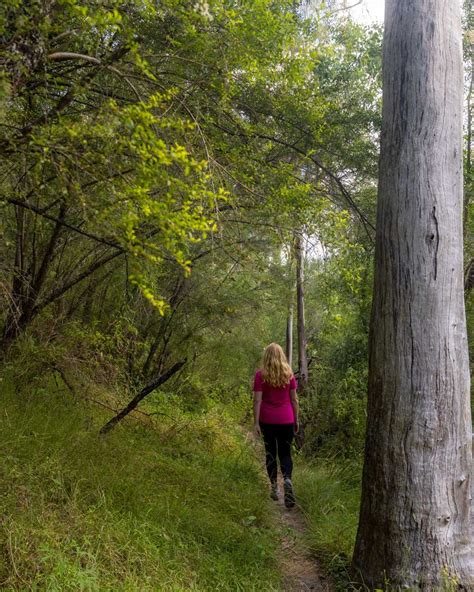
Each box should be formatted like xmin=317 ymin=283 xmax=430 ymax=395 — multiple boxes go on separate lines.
xmin=2 ymin=204 xmax=27 ymax=347
xmin=100 ymin=359 xmax=186 ymax=434
xmin=285 ymin=304 xmax=293 ymax=368
xmin=142 ymin=275 xmax=188 ymax=378
xmin=2 ymin=203 xmax=65 ymax=351
xmin=353 ymin=0 xmax=474 ymax=588
xmin=286 ymin=242 xmax=295 ymax=368
xmin=295 ymin=233 xmax=308 ymax=392
xmin=1 ymin=249 xmax=122 ymax=354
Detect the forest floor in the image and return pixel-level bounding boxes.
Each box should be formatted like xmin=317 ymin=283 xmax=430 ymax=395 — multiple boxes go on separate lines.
xmin=274 ymin=474 xmax=332 ymax=592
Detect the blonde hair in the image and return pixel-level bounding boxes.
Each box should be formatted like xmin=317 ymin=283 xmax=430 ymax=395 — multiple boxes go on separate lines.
xmin=261 ymin=343 xmax=293 ymax=387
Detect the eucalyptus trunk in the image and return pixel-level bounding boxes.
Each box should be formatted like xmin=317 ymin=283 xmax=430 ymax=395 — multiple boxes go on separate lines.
xmin=353 ymin=0 xmax=473 ymax=588
xmin=286 ymin=303 xmax=293 ymax=368
xmin=295 ymin=234 xmax=308 ymax=391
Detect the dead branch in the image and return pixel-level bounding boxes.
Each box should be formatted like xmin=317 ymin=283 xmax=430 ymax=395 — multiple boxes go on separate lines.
xmin=99 ymin=359 xmax=187 ymax=434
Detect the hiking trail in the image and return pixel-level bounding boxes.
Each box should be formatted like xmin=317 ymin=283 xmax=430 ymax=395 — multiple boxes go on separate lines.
xmin=274 ymin=474 xmax=331 ymax=592
xmin=250 ymin=431 xmax=331 ymax=591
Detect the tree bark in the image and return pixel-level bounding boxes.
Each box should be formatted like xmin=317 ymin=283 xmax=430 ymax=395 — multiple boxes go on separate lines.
xmin=463 ymin=15 xmax=473 ymax=237
xmin=99 ymin=359 xmax=186 ymax=434
xmin=295 ymin=233 xmax=308 ymax=392
xmin=353 ymin=0 xmax=474 ymax=588
xmin=286 ymin=303 xmax=293 ymax=368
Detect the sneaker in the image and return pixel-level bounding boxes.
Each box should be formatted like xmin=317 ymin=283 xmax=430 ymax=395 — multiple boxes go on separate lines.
xmin=270 ymin=483 xmax=280 ymax=501
xmin=283 ymin=478 xmax=295 ymax=508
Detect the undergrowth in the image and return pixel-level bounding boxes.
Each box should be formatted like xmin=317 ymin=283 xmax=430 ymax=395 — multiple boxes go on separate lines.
xmin=0 ymin=375 xmax=281 ymax=591
xmin=294 ymin=457 xmax=362 ymax=591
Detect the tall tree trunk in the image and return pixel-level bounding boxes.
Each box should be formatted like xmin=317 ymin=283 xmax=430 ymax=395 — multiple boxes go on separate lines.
xmin=295 ymin=233 xmax=308 ymax=391
xmin=286 ymin=303 xmax=293 ymax=367
xmin=463 ymin=12 xmax=472 ymax=237
xmin=353 ymin=0 xmax=474 ymax=588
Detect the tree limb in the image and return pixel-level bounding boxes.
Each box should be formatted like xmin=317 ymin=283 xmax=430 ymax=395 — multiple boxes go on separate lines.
xmin=4 ymin=197 xmax=123 ymax=250
xmin=99 ymin=359 xmax=187 ymax=434
xmin=33 ymin=249 xmax=124 ymax=314
xmin=212 ymin=121 xmax=376 ymax=242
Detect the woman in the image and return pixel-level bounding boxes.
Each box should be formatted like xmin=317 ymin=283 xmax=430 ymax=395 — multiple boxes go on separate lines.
xmin=253 ymin=342 xmax=299 ymax=508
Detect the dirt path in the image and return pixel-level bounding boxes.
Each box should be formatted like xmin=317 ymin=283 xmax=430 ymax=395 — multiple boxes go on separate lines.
xmin=273 ymin=475 xmax=331 ymax=592
xmin=248 ymin=430 xmax=331 ymax=591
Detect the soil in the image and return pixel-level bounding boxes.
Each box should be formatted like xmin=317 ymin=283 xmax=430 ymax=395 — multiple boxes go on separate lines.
xmin=273 ymin=475 xmax=332 ymax=592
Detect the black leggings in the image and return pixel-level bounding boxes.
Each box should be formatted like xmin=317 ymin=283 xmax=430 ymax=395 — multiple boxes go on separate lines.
xmin=260 ymin=422 xmax=294 ymax=483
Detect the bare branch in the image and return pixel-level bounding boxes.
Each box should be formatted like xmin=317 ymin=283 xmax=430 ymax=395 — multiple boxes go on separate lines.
xmin=47 ymin=52 xmax=102 ymax=65
xmin=4 ymin=197 xmax=123 ymax=250
xmin=100 ymin=359 xmax=187 ymax=434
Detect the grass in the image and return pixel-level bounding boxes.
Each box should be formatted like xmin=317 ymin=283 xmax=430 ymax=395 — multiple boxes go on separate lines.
xmin=293 ymin=456 xmax=362 ymax=590
xmin=0 ymin=379 xmax=282 ymax=591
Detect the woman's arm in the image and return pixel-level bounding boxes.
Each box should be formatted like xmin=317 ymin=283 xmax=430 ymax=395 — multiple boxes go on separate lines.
xmin=253 ymin=391 xmax=262 ymax=436
xmin=290 ymin=389 xmax=299 ymax=433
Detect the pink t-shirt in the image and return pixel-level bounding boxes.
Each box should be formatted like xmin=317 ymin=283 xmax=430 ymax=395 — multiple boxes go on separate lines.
xmin=253 ymin=370 xmax=297 ymax=424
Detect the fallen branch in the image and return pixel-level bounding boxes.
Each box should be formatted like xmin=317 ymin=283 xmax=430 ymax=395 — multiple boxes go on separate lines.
xmin=99 ymin=359 xmax=187 ymax=434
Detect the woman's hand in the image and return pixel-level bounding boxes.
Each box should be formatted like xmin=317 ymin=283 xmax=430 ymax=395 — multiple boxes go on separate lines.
xmin=253 ymin=391 xmax=262 ymax=438
xmin=290 ymin=390 xmax=299 ymax=435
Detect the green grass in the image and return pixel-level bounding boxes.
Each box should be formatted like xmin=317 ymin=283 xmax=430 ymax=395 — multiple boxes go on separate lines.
xmin=0 ymin=381 xmax=282 ymax=591
xmin=293 ymin=457 xmax=362 ymax=590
